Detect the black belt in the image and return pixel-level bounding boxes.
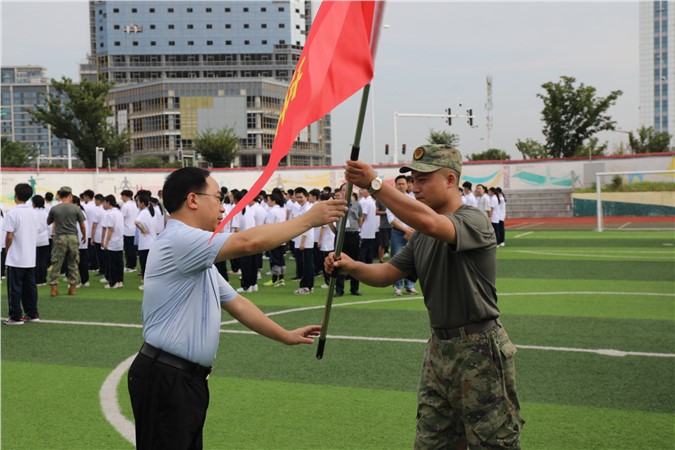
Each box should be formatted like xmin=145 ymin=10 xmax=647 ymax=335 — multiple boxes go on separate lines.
xmin=139 ymin=342 xmax=212 ymax=380
xmin=432 ymin=319 xmax=499 ymax=340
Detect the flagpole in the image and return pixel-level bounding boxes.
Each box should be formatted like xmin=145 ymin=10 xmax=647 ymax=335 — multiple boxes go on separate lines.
xmin=316 ymin=83 xmax=371 ymax=360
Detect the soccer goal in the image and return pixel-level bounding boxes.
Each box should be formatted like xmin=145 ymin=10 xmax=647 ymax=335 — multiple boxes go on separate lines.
xmin=595 ymin=170 xmax=675 ymax=232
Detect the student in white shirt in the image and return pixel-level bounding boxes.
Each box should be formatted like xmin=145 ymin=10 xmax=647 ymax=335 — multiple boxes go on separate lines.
xmin=103 ymin=195 xmax=125 ymax=289
xmin=120 ymin=190 xmax=139 ymax=272
xmin=135 ymin=195 xmax=158 ymax=291
xmin=496 ymin=187 xmax=506 ymax=247
xmin=475 ymin=184 xmax=491 ymax=218
xmin=358 ymin=189 xmax=379 ymax=264
xmin=31 ymin=195 xmax=51 ymax=286
xmin=318 ymin=193 xmax=336 ymax=289
xmin=72 ymin=196 xmax=90 ymax=287
xmin=150 ymin=197 xmax=165 ymax=235
xmin=263 ymin=190 xmax=287 ymax=287
xmin=90 ymin=194 xmax=106 ymax=278
xmin=293 ymin=188 xmax=314 ymax=294
xmin=462 ymin=181 xmax=478 ymax=207
xmin=3 ymin=183 xmax=41 ymax=324
xmin=488 ymin=187 xmax=502 ymax=244
xmin=81 ymin=189 xmax=99 ymax=272
xmin=232 ymin=190 xmax=258 ymax=293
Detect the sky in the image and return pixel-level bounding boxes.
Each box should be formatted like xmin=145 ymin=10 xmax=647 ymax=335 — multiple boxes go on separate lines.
xmin=1 ymin=1 xmax=640 ymax=165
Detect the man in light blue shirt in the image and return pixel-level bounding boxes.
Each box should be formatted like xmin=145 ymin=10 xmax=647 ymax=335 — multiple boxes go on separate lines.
xmin=128 ymin=167 xmax=346 ymax=450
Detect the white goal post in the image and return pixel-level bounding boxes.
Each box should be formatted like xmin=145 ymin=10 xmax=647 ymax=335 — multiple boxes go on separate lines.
xmin=595 ymin=170 xmax=675 ymax=232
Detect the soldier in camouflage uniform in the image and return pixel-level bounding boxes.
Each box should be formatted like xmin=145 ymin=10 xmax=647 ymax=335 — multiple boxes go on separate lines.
xmin=47 ymin=186 xmax=86 ymax=296
xmin=326 ymin=145 xmax=524 ymax=449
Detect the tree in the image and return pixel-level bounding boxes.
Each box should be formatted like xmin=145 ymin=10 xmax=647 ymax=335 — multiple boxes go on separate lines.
xmin=427 ymin=129 xmax=460 ymax=147
xmin=30 ymin=77 xmax=129 ymax=168
xmin=537 ymin=76 xmax=622 ymax=158
xmin=467 ymin=148 xmax=510 ymax=161
xmin=193 ymin=128 xmax=239 ymax=167
xmin=1 ymin=136 xmax=38 ymax=167
xmin=576 ymin=137 xmax=607 ymax=158
xmin=515 ymin=138 xmax=549 ymax=159
xmin=628 ymin=126 xmax=672 ymax=153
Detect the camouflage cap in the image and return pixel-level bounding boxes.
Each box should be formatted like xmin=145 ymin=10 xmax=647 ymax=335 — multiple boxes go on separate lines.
xmin=59 ymin=186 xmax=73 ymax=194
xmin=399 ymin=144 xmax=462 ymax=174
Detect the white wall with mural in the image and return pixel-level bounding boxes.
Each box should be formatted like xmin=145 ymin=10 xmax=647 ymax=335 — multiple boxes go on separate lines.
xmin=2 ymin=154 xmax=673 ymax=207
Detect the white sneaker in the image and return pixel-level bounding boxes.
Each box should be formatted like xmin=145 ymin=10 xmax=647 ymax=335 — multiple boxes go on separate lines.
xmin=274 ymin=279 xmax=285 ymax=287
xmin=406 ymin=288 xmax=418 ymax=295
xmin=114 ymin=282 xmax=124 ymax=289
xmin=499 ymin=242 xmax=505 ymax=247
xmin=78 ymin=282 xmax=90 ymax=287
xmin=394 ymin=288 xmax=402 ymax=296
xmin=252 ymin=284 xmax=259 ymax=292
xmin=99 ymin=278 xmax=109 ymax=283
xmin=320 ymin=284 xmax=330 ymax=289
xmin=294 ymin=287 xmax=312 ymax=295
xmin=124 ymin=268 xmax=136 ymax=273
xmin=257 ymin=272 xmax=262 ymax=279
xmin=236 ymin=286 xmax=253 ymax=293
xmin=104 ymin=284 xmax=114 ymax=289
xmin=138 ymin=285 xmax=144 ymax=291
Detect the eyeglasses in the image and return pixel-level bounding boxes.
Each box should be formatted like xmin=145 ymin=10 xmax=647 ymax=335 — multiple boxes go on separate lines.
xmin=194 ymin=192 xmax=224 ymax=203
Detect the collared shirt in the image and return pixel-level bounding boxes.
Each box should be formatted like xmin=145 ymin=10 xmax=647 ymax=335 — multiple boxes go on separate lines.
xmin=389 ymin=205 xmax=499 ymax=329
xmin=121 ymin=200 xmax=139 ymax=236
xmin=103 ymin=208 xmax=124 ymax=251
xmin=142 ymin=219 xmax=237 ymax=366
xmin=3 ymin=204 xmax=40 ymax=268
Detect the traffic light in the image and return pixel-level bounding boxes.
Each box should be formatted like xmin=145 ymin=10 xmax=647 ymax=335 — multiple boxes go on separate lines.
xmin=385 ymin=144 xmax=389 ymax=155
xmin=467 ymin=109 xmax=473 ymax=126
xmin=402 ymin=144 xmax=406 ymax=155
xmin=446 ymin=108 xmax=452 ymax=126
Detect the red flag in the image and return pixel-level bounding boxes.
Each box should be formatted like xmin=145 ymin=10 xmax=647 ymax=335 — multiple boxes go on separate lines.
xmin=213 ymin=0 xmax=382 ymax=236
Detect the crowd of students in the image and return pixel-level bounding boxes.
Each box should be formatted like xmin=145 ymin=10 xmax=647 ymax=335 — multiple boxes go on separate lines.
xmin=1 ymin=178 xmax=507 ymax=324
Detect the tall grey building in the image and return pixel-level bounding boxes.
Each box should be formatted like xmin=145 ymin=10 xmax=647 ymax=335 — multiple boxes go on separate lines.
xmin=640 ymin=0 xmax=674 ymax=136
xmin=89 ymin=0 xmax=330 ymax=167
xmin=1 ymin=66 xmax=71 ymax=163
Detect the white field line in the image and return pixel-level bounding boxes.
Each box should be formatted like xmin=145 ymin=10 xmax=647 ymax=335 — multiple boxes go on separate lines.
xmin=89 ymin=292 xmax=675 ymax=446
xmin=514 ymin=249 xmax=675 ymax=259
xmin=99 ymin=354 xmax=137 ymax=446
xmin=509 ymin=222 xmax=544 ymax=230
xmin=514 ymin=231 xmax=534 ymax=238
xmin=618 ymin=222 xmax=632 ymax=230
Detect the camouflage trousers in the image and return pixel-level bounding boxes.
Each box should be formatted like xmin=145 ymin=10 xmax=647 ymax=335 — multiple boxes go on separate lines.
xmin=49 ymin=234 xmax=80 ymax=286
xmin=415 ymin=323 xmax=524 ymax=450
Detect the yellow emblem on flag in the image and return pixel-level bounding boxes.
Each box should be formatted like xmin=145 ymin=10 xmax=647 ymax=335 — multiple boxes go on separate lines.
xmin=413 ymin=147 xmax=425 ymax=161
xmin=275 ymin=56 xmax=306 ymax=135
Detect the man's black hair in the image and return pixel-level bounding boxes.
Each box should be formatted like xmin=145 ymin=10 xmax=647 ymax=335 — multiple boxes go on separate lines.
xmin=162 ymin=167 xmax=211 ymax=214
xmin=395 ymin=175 xmax=407 ymax=183
xmin=45 ymin=192 xmax=54 ymax=201
xmin=309 ymin=188 xmax=321 ymax=199
xmin=294 ymin=187 xmax=308 ymax=197
xmin=32 ymin=194 xmax=45 ymax=208
xmin=104 ymin=194 xmax=120 ymax=208
xmin=94 ymin=193 xmax=105 ymax=201
xmin=14 ymin=183 xmax=33 ymax=202
xmin=83 ymin=189 xmax=95 ymax=199
xmin=462 ymin=181 xmax=473 ymax=190
xmin=121 ymin=190 xmax=134 ymax=198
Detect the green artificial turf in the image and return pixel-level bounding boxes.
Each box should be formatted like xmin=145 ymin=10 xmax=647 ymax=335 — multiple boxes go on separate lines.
xmin=1 ymin=230 xmax=673 ymax=449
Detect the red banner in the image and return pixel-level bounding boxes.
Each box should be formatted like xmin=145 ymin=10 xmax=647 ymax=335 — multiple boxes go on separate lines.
xmin=213 ymin=1 xmax=382 ymax=236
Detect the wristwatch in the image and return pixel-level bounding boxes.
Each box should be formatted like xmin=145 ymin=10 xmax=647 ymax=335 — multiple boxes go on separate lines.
xmin=368 ymin=176 xmax=384 ymax=196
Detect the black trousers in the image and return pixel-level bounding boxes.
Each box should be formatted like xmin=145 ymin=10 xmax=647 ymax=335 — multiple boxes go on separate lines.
xmin=300 ymin=248 xmax=314 ymax=289
xmin=336 ymin=231 xmax=360 ymax=294
xmin=107 ymin=250 xmax=124 ymax=286
xmin=6 ymin=266 xmax=38 ymax=320
xmin=138 ymin=249 xmax=149 ymax=278
xmin=95 ymin=243 xmax=107 ymax=277
xmin=239 ymin=254 xmax=257 ymax=289
xmin=128 ymin=352 xmax=209 ymax=450
xmin=124 ymin=235 xmax=137 ymax=269
xmin=35 ymin=245 xmax=50 ymax=284
xmin=78 ymin=248 xmax=89 ymax=285
xmin=87 ymin=241 xmax=99 ymax=270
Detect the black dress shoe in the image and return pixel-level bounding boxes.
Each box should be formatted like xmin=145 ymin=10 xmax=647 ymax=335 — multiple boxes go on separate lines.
xmin=350 ymin=291 xmax=362 ymax=296
xmin=335 ymin=292 xmax=344 ymax=297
